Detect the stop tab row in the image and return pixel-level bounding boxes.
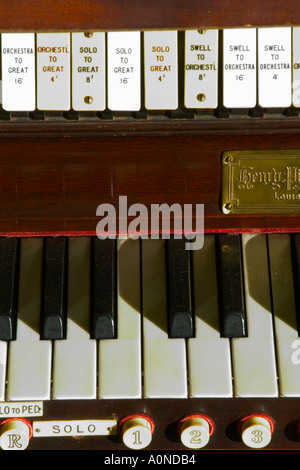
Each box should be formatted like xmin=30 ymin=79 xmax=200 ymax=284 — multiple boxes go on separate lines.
xmin=1 ymin=28 xmax=300 ymax=112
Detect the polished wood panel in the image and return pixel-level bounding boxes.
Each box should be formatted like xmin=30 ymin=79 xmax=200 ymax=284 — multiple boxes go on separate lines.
xmin=0 ymin=118 xmax=299 ymax=236
xmin=0 ymin=0 xmax=298 ymax=32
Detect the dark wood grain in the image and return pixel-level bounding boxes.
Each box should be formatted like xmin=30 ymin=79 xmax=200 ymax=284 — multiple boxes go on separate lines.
xmin=0 ymin=118 xmax=299 ymax=236
xmin=0 ymin=0 xmax=298 ymax=32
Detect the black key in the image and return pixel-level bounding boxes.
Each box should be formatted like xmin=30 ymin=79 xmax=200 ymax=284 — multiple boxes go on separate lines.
xmin=90 ymin=237 xmax=117 ymax=339
xmin=216 ymin=234 xmax=247 ymax=337
xmin=166 ymin=237 xmax=194 ymax=338
xmin=291 ymin=234 xmax=300 ymax=333
xmin=0 ymin=238 xmax=20 ymax=341
xmin=40 ymin=237 xmax=68 ymax=340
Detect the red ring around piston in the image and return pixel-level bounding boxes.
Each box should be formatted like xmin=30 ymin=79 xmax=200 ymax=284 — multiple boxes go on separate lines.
xmin=296 ymin=418 xmax=300 ymax=435
xmin=118 ymin=413 xmax=155 ymax=435
xmin=0 ymin=417 xmax=33 ymax=439
xmin=237 ymin=413 xmax=275 ymax=435
xmin=177 ymin=413 xmax=215 ymax=436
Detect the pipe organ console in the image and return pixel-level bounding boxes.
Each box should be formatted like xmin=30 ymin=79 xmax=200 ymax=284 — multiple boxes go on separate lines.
xmin=0 ymin=0 xmax=299 ymax=451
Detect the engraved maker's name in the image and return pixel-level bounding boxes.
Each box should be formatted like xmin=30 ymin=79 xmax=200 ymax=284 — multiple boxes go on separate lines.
xmin=237 ymin=166 xmax=300 ymax=191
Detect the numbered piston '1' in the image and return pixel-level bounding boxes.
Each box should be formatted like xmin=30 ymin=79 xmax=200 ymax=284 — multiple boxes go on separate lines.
xmin=178 ymin=414 xmax=214 ymax=449
xmin=119 ymin=414 xmax=154 ymax=450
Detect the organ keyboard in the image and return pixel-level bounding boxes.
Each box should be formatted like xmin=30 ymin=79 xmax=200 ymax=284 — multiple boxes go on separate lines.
xmin=0 ymin=0 xmax=300 ymax=453
xmin=0 ymin=233 xmax=299 ymax=449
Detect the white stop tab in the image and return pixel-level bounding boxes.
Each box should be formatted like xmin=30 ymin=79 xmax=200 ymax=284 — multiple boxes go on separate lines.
xmin=1 ymin=33 xmax=36 ymax=111
xmin=36 ymin=33 xmax=71 ymax=110
xmin=144 ymin=31 xmax=178 ymax=110
xmin=107 ymin=31 xmax=141 ymax=111
xmin=184 ymin=29 xmax=218 ymax=109
xmin=72 ymin=32 xmax=106 ymax=111
xmin=292 ymin=27 xmax=300 ymax=107
xmin=223 ymin=28 xmax=257 ymax=108
xmin=258 ymin=27 xmax=292 ymax=108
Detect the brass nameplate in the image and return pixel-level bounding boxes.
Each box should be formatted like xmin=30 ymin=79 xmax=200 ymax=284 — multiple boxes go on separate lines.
xmin=222 ymin=150 xmax=300 ymax=214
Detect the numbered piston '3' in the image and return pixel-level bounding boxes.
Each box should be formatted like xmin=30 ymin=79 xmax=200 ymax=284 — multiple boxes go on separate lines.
xmin=238 ymin=413 xmax=274 ymax=449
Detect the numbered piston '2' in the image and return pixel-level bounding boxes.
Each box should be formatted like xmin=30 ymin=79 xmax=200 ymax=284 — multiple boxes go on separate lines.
xmin=178 ymin=414 xmax=214 ymax=449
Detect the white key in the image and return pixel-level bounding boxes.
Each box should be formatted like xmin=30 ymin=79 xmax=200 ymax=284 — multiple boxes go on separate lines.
xmin=0 ymin=342 xmax=7 ymax=401
xmin=188 ymin=235 xmax=232 ymax=397
xmin=107 ymin=32 xmax=141 ymax=111
xmin=52 ymin=238 xmax=97 ymax=399
xmin=72 ymin=32 xmax=106 ymax=111
xmin=231 ymin=234 xmax=278 ymax=397
xmin=258 ymin=27 xmax=292 ymax=108
xmin=185 ymin=29 xmax=218 ymax=109
xmin=1 ymin=33 xmax=36 ymax=111
xmin=36 ymin=33 xmax=71 ymax=110
xmin=269 ymin=234 xmax=300 ymax=397
xmin=292 ymin=28 xmax=300 ymax=107
xmin=144 ymin=31 xmax=178 ymax=110
xmin=142 ymin=239 xmax=187 ymax=398
xmin=6 ymin=239 xmax=52 ymax=401
xmin=223 ymin=28 xmax=256 ymax=108
xmin=98 ymin=239 xmax=141 ymax=398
